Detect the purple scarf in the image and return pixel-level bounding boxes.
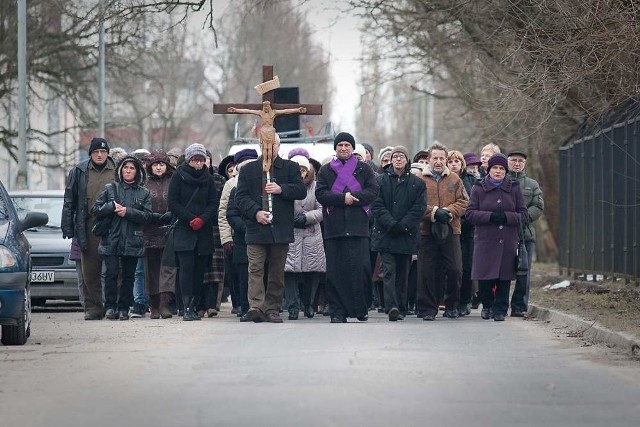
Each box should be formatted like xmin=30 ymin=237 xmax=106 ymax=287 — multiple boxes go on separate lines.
xmin=330 ymin=155 xmax=370 ymax=214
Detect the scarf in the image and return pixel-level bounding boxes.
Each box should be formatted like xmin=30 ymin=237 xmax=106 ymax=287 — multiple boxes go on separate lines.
xmin=330 ymin=155 xmax=369 ymax=214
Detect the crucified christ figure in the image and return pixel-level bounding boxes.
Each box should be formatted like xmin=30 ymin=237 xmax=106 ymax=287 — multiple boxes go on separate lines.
xmin=228 ymin=101 xmax=306 ymax=172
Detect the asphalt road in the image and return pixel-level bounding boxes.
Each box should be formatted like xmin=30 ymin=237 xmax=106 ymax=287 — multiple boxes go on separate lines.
xmin=1 ymin=304 xmax=639 ymax=427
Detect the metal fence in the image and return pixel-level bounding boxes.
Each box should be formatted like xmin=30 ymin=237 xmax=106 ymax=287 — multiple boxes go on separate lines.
xmin=558 ymin=112 xmax=640 ymax=283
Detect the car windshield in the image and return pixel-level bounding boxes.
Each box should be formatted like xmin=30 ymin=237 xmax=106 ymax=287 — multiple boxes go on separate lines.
xmin=11 ymin=196 xmax=63 ymax=228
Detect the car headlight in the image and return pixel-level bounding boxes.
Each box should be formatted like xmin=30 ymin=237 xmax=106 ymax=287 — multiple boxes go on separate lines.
xmin=0 ymin=245 xmax=18 ymax=268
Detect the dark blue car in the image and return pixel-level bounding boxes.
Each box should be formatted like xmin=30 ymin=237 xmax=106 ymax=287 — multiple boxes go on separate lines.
xmin=0 ymin=179 xmax=48 ymax=345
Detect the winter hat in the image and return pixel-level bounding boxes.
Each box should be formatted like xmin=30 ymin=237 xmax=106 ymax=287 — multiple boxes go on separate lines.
xmin=132 ymin=148 xmax=150 ymax=157
xmin=391 ymin=146 xmax=410 ymax=161
xmin=89 ymin=137 xmax=109 ymax=154
xmin=234 ymin=149 xmax=258 ymax=164
xmin=290 ymin=155 xmax=311 ymax=171
xmin=147 ymin=150 xmax=171 ymax=166
xmin=353 ymin=144 xmax=367 ymax=160
xmin=217 ymin=154 xmax=236 ymax=180
xmin=184 ymin=143 xmax=207 ymax=162
xmin=488 ymin=153 xmax=509 ymax=171
xmin=413 ymin=150 xmax=429 ymax=163
xmin=308 ymin=157 xmax=322 ymax=173
xmin=287 ymin=147 xmax=310 ymax=159
xmin=507 ymin=149 xmax=528 ymax=159
xmin=362 ymin=143 xmax=374 ymax=159
xmin=463 ymin=152 xmax=481 ymax=166
xmin=379 ymin=146 xmax=393 ymax=161
xmin=333 ymin=132 xmax=356 ymax=150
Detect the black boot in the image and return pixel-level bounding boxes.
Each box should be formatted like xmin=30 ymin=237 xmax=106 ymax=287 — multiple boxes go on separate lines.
xmin=191 ymin=297 xmax=201 ymax=320
xmin=183 ymin=296 xmax=198 ymax=321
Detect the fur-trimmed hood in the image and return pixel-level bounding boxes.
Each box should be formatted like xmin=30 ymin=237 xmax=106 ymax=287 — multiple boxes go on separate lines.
xmin=115 ymin=155 xmax=147 ymax=186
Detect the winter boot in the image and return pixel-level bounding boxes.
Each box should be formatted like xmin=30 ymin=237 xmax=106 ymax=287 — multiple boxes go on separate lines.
xmin=149 ymin=294 xmax=160 ymax=319
xmin=159 ymin=292 xmax=173 ymax=319
xmin=182 ymin=296 xmax=197 ymax=321
xmin=191 ymin=297 xmax=202 ymax=320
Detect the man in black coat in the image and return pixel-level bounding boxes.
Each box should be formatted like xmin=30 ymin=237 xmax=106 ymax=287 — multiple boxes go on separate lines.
xmin=371 ymin=146 xmax=426 ymax=321
xmin=316 ymin=132 xmax=379 ymax=323
xmin=62 ymin=137 xmax=116 ymax=320
xmin=235 ymin=134 xmax=306 ymax=323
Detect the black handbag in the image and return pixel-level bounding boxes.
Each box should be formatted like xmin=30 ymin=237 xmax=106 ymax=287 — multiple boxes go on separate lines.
xmin=91 ymin=183 xmax=118 ymax=237
xmin=515 ymin=217 xmax=529 ymax=276
xmin=161 ymin=187 xmax=199 ymax=267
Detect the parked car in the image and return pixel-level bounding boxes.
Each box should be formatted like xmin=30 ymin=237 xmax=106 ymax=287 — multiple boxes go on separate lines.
xmin=9 ymin=190 xmax=78 ymax=306
xmin=0 ymin=180 xmax=48 ymax=345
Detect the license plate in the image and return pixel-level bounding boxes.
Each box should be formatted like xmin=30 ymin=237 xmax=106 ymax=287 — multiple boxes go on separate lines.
xmin=31 ymin=271 xmax=55 ymax=282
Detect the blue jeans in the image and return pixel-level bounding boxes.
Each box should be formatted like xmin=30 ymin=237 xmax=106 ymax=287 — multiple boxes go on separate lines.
xmin=133 ymin=257 xmax=148 ymax=305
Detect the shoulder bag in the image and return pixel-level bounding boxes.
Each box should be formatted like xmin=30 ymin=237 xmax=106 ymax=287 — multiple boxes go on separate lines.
xmin=161 ymin=187 xmax=200 ymax=267
xmin=91 ymin=183 xmax=118 ymax=237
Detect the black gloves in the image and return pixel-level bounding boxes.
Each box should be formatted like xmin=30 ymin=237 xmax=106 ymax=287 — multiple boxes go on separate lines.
xmin=434 ymin=208 xmax=452 ymax=223
xmin=489 ymin=212 xmax=507 ymax=225
xmin=390 ymin=222 xmax=406 ymax=235
xmin=293 ymin=213 xmax=307 ymax=229
xmin=150 ymin=212 xmax=162 ymax=223
xmin=159 ymin=212 xmax=173 ymax=224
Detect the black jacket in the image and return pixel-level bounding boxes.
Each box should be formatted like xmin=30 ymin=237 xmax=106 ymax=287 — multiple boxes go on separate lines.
xmin=460 ymin=170 xmax=478 ymax=239
xmin=91 ymin=156 xmax=152 ymax=257
xmin=62 ymin=157 xmax=116 ymax=250
xmin=315 ymin=157 xmax=379 ymax=239
xmin=235 ymin=156 xmax=306 ymax=245
xmin=167 ymin=163 xmax=219 ymax=255
xmin=371 ymin=164 xmax=426 ymax=254
xmin=226 ymin=187 xmax=248 ymax=264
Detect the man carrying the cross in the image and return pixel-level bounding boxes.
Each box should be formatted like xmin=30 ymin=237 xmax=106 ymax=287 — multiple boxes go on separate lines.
xmin=235 ymin=133 xmax=306 ymax=323
xmin=316 ymin=132 xmax=379 ymax=323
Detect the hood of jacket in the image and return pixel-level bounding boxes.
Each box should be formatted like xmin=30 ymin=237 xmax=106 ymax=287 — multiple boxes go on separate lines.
xmin=115 ymin=155 xmax=146 ymax=186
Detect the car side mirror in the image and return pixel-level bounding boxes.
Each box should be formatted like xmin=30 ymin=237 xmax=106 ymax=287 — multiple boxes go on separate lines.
xmin=20 ymin=211 xmax=49 ymax=231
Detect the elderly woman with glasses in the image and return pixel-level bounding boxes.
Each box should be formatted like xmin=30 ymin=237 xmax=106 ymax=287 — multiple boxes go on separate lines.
xmin=167 ymin=143 xmax=219 ymax=321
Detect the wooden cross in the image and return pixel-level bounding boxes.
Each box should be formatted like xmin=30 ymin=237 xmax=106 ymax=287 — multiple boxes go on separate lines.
xmin=212 ymin=65 xmax=323 ymax=118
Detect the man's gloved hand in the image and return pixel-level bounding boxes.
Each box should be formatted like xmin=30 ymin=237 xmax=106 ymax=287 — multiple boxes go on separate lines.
xmin=159 ymin=212 xmax=173 ymax=224
xmin=189 ymin=217 xmax=205 ymax=230
xmin=489 ymin=212 xmax=507 ymax=225
xmin=434 ymin=208 xmax=453 ymax=223
xmin=390 ymin=222 xmax=405 ymax=235
xmin=223 ymin=241 xmax=234 ymax=256
xmin=150 ymin=212 xmax=162 ymax=223
xmin=293 ymin=213 xmax=307 ymax=229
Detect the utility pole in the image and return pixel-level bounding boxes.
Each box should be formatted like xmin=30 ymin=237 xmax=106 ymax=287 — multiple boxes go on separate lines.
xmin=98 ymin=7 xmax=106 ymax=137
xmin=16 ymin=0 xmax=28 ymax=189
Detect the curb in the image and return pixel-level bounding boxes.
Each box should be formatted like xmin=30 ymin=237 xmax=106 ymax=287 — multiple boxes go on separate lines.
xmin=528 ymin=304 xmax=640 ymax=357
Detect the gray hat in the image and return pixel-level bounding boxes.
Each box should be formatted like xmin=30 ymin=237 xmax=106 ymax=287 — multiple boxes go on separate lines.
xmin=184 ymin=143 xmax=207 ymax=162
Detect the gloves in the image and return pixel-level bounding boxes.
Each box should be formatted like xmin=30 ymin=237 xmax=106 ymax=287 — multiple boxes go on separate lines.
xmin=489 ymin=212 xmax=507 ymax=225
xmin=223 ymin=241 xmax=234 ymax=256
xmin=150 ymin=212 xmax=162 ymax=223
xmin=293 ymin=213 xmax=307 ymax=229
xmin=434 ymin=208 xmax=452 ymax=223
xmin=189 ymin=217 xmax=205 ymax=230
xmin=390 ymin=222 xmax=405 ymax=235
xmin=159 ymin=212 xmax=173 ymax=224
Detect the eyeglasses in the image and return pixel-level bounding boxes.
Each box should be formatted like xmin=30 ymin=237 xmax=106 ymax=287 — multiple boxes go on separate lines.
xmin=92 ymin=149 xmax=108 ymax=155
xmin=391 ymin=154 xmax=406 ymax=160
xmin=508 ymin=158 xmax=526 ymax=163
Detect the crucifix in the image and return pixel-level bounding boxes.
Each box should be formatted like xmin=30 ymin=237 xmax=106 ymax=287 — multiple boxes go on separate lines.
xmin=213 ymin=65 xmax=323 ymax=213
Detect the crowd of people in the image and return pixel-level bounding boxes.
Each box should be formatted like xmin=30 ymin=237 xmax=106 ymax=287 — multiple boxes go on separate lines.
xmin=61 ymin=133 xmax=544 ymax=323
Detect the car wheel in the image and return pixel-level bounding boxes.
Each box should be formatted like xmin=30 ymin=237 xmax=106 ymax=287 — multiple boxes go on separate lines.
xmin=1 ymin=288 xmax=30 ymax=346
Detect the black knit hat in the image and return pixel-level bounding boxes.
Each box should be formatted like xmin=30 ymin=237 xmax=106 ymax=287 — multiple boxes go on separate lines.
xmin=333 ymin=132 xmax=356 ymax=150
xmin=89 ymin=137 xmax=109 ymax=154
xmin=488 ymin=153 xmax=509 ymax=171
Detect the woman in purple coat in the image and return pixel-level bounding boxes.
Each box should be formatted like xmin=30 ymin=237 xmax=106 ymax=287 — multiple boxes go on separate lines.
xmin=465 ymin=153 xmax=527 ymax=321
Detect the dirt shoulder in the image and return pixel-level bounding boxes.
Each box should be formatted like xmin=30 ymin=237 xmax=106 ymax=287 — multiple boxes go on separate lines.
xmin=528 ymin=262 xmax=640 ymax=339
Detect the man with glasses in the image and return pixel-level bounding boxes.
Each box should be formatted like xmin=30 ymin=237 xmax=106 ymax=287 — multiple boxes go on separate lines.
xmin=507 ymin=149 xmax=544 ymax=317
xmin=62 ymin=138 xmax=116 ymax=320
xmin=371 ymin=146 xmax=426 ymax=321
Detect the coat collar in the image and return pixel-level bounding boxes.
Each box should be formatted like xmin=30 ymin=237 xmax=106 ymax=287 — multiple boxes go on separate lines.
xmin=480 ymin=175 xmax=514 ymax=192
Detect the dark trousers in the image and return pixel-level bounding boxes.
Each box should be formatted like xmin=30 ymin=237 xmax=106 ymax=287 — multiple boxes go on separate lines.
xmin=510 ymin=240 xmax=535 ymax=313
xmin=247 ymin=244 xmax=289 ymax=314
xmin=407 ymin=259 xmax=417 ymax=311
xmin=479 ymin=279 xmax=511 ymax=316
xmin=284 ymin=272 xmax=320 ymax=313
xmin=416 ymin=233 xmax=462 ymax=316
xmin=235 ymin=262 xmax=249 ymax=314
xmin=103 ymin=255 xmax=138 ymax=312
xmin=81 ymin=233 xmax=104 ymax=315
xmin=224 ymin=253 xmax=239 ymax=308
xmin=144 ymin=248 xmax=163 ymax=296
xmin=380 ymin=252 xmax=411 ymax=314
xmin=460 ymin=235 xmax=474 ymax=306
xmin=176 ymin=250 xmax=208 ymax=300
